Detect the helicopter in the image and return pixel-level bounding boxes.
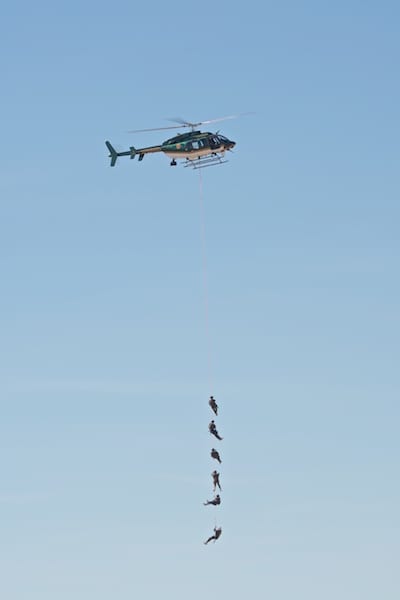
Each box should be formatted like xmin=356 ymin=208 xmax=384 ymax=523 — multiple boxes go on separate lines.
xmin=105 ymin=116 xmax=238 ymax=170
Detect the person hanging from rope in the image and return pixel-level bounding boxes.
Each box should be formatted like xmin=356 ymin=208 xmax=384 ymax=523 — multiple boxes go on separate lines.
xmin=211 ymin=448 xmax=222 ymax=463
xmin=203 ymin=494 xmax=221 ymax=506
xmin=209 ymin=420 xmax=223 ymax=440
xmin=204 ymin=526 xmax=222 ymax=545
xmin=208 ymin=395 xmax=218 ymax=415
xmin=212 ymin=470 xmax=222 ymax=491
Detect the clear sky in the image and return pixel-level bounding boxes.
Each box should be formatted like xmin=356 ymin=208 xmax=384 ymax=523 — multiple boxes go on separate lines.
xmin=1 ymin=1 xmax=399 ymax=599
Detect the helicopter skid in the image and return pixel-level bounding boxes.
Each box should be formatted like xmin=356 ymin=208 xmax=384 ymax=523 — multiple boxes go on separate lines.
xmin=183 ymin=155 xmax=228 ymax=169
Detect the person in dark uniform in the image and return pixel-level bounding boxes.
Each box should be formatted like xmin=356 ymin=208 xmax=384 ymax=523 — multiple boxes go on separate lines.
xmin=204 ymin=526 xmax=222 ymax=545
xmin=208 ymin=396 xmax=218 ymax=415
xmin=209 ymin=420 xmax=223 ymax=440
xmin=210 ymin=448 xmax=222 ymax=463
xmin=211 ymin=470 xmax=221 ymax=491
xmin=203 ymin=494 xmax=221 ymax=506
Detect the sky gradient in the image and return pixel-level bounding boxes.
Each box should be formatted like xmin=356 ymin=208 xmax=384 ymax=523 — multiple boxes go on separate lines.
xmin=1 ymin=2 xmax=399 ymax=599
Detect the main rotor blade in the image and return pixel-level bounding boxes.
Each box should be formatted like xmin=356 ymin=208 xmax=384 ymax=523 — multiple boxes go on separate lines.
xmin=128 ymin=125 xmax=185 ymax=133
xmin=165 ymin=115 xmax=237 ymax=128
xmin=166 ymin=117 xmax=193 ymax=126
xmin=199 ymin=112 xmax=255 ymax=125
xmin=128 ymin=112 xmax=254 ymax=134
xmin=166 ymin=112 xmax=255 ymax=129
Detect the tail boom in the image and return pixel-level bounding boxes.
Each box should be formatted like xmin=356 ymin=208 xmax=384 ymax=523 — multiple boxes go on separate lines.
xmin=105 ymin=141 xmax=161 ymax=166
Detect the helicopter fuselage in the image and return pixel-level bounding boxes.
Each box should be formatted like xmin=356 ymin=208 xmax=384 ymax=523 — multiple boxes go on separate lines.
xmin=105 ymin=130 xmax=236 ymax=168
xmin=161 ymin=131 xmax=235 ymax=161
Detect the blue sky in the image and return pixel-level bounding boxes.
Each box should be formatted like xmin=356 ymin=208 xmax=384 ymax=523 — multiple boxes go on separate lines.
xmin=1 ymin=1 xmax=399 ymax=599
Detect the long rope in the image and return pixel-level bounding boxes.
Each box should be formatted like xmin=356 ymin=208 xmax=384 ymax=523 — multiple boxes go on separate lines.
xmin=198 ymin=170 xmax=221 ymax=543
xmin=198 ymin=169 xmax=214 ymax=395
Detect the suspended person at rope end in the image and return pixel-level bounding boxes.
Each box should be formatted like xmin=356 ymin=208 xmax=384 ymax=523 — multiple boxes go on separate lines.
xmin=204 ymin=526 xmax=222 ymax=545
xmin=204 ymin=494 xmax=221 ymax=506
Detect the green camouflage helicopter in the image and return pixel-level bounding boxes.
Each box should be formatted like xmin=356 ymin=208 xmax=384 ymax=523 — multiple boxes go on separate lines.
xmin=105 ymin=116 xmax=238 ymax=170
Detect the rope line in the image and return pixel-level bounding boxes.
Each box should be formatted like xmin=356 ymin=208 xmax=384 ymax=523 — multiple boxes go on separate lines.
xmin=198 ymin=171 xmax=222 ymax=545
xmin=198 ymin=169 xmax=214 ymax=394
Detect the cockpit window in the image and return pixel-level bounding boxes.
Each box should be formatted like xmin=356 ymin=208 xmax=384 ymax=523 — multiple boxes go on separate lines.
xmin=209 ymin=136 xmax=220 ymax=149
